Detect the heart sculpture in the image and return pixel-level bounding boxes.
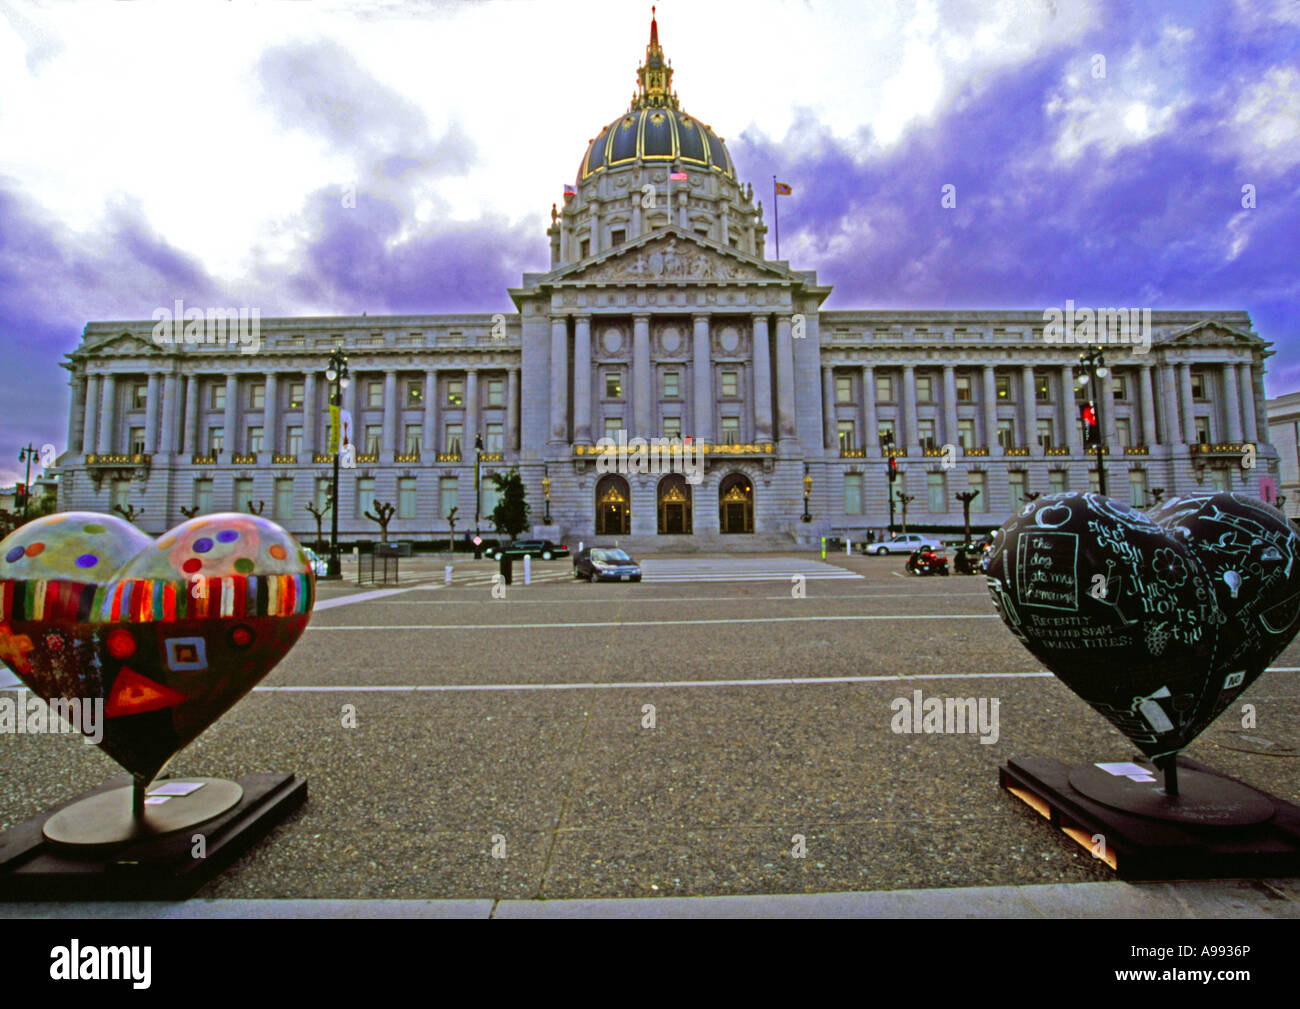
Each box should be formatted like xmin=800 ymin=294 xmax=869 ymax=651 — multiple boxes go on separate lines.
xmin=983 ymin=492 xmax=1244 ymax=763
xmin=0 ymin=512 xmax=314 ymax=783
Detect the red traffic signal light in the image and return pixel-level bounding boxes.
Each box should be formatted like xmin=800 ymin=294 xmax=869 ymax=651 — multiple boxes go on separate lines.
xmin=1080 ymin=403 xmax=1099 ymax=446
xmin=887 ymin=455 xmax=898 ymax=481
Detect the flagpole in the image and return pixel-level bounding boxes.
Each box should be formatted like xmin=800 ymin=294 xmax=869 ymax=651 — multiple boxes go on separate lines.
xmin=772 ymin=175 xmax=780 ymax=260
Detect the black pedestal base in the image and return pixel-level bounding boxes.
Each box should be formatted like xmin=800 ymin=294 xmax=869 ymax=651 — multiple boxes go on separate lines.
xmin=0 ymin=772 xmax=306 ymax=901
xmin=1000 ymin=754 xmax=1300 ymax=880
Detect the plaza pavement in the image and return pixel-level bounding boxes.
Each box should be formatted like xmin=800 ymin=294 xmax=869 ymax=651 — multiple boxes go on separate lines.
xmin=3 ymin=551 xmax=1299 ymax=916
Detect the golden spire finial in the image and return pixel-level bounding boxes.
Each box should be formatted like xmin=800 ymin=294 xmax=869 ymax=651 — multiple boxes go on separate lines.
xmin=635 ymin=7 xmax=675 ymax=109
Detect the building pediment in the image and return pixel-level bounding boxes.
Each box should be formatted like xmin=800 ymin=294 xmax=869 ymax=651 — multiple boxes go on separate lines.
xmin=78 ymin=331 xmax=165 ymax=358
xmin=1162 ymin=319 xmax=1261 ymax=349
xmin=547 ymin=228 xmax=796 ymax=286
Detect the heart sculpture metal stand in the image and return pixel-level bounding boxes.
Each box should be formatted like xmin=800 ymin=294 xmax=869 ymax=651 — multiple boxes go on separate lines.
xmin=984 ymin=492 xmax=1300 ymax=879
xmin=0 ymin=512 xmax=313 ymax=897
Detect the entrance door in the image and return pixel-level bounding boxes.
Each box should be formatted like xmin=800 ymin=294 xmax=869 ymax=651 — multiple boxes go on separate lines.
xmin=595 ymin=475 xmax=630 ymax=535
xmin=657 ymin=475 xmax=693 ymax=534
xmin=718 ymin=473 xmax=754 ymax=534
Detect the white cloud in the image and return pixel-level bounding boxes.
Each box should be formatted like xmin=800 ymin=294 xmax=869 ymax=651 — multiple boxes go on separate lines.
xmin=1225 ymin=66 xmax=1300 ymax=177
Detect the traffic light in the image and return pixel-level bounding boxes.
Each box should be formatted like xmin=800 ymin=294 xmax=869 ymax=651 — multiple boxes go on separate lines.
xmin=14 ymin=482 xmax=25 ymax=508
xmin=1080 ymin=403 xmax=1099 ymax=446
xmin=887 ymin=455 xmax=898 ymax=482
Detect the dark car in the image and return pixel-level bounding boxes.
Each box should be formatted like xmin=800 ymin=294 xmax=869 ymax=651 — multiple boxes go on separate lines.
xmin=572 ymin=546 xmax=642 ymax=582
xmin=486 ymin=539 xmax=569 ymax=561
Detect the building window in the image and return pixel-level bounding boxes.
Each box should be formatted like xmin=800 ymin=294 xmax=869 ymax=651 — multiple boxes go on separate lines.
xmin=406 ymin=381 xmax=423 ymax=408
xmin=1129 ymin=469 xmax=1148 ymax=509
xmin=720 ymin=371 xmax=738 ymax=397
xmin=955 ymin=375 xmax=973 ymax=402
xmin=579 ymin=239 xmax=590 ymax=258
xmin=1009 ymin=471 xmax=1027 ymax=512
xmin=606 ymin=372 xmax=622 ymax=398
xmin=274 ymin=478 xmax=293 ymax=520
xmin=1113 ymin=374 xmax=1129 ymax=400
xmin=234 ymin=478 xmax=254 ymax=513
xmin=997 ymin=419 xmax=1016 ymax=449
xmin=129 ymin=427 xmax=146 ymax=454
xmin=957 ymin=418 xmax=975 ymax=450
xmin=915 ymin=375 xmax=933 ymax=402
xmin=1191 ymin=373 xmax=1207 ymax=401
xmin=485 ymin=423 xmax=504 ymax=454
xmin=398 ymin=477 xmax=417 ymax=519
xmin=194 ymin=479 xmax=213 ymax=515
xmin=1036 ymin=376 xmax=1051 ymax=402
xmin=1211 ymin=468 xmax=1230 ymax=492
xmin=247 ymin=426 xmax=263 ymax=454
xmin=357 ymin=477 xmax=375 ymax=518
xmin=996 ymin=375 xmax=1012 ymax=400
xmin=928 ymin=472 xmax=945 ymax=513
xmin=878 ymin=419 xmax=896 ymax=445
xmin=211 ymin=384 xmax=226 ymax=410
xmin=1050 ymin=470 xmax=1068 ymax=494
xmin=288 ymin=382 xmax=304 ymax=409
xmin=720 ymin=417 xmax=740 ymax=444
xmin=968 ymin=471 xmax=987 ymax=512
xmin=1036 ymin=419 xmax=1054 ymax=449
xmin=876 ymin=375 xmax=894 ymax=402
xmin=1089 ymin=468 xmax=1100 ymax=494
xmin=604 ymin=417 xmax=622 ymax=439
xmin=663 ymin=416 xmax=681 ymax=440
xmin=447 ymin=379 xmax=464 ymax=407
xmin=287 ymin=426 xmax=302 ymax=456
xmin=132 ymin=383 xmax=148 ymax=409
xmin=405 ymin=425 xmax=422 ymax=455
xmin=1195 ymin=417 xmax=1211 ymax=444
xmin=663 ymin=371 xmax=680 ymax=398
xmin=362 ymin=425 xmax=380 ymax=455
xmin=445 ymin=423 xmax=463 ymax=454
xmin=250 ymin=383 xmax=265 ymax=409
xmin=208 ymin=427 xmax=224 ymax=454
xmin=610 ymin=228 xmax=626 ymax=246
xmin=837 ymin=420 xmax=856 ymax=452
xmin=1115 ymin=418 xmax=1132 ymax=448
xmin=439 ymin=477 xmax=458 ymax=519
xmin=844 ymin=473 xmax=863 ymax=515
xmin=366 ymin=380 xmax=383 ymax=409
xmin=487 ymin=379 xmax=504 ymax=407
xmin=918 ymin=419 xmax=936 ymax=450
xmin=835 ymin=374 xmax=852 ymax=403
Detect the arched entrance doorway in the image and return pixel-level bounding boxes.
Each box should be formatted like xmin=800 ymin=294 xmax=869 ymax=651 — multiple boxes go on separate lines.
xmin=657 ymin=475 xmax=693 ymax=534
xmin=718 ymin=473 xmax=754 ymax=534
xmin=595 ymin=474 xmax=630 ymax=535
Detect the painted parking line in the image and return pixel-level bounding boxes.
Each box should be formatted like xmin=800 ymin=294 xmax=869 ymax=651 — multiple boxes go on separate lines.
xmin=313 ymin=585 xmax=435 ymax=609
xmin=308 ymin=614 xmax=1002 ymax=631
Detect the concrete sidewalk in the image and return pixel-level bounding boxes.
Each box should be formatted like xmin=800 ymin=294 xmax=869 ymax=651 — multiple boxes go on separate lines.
xmin=4 ymin=878 xmax=1299 ymax=918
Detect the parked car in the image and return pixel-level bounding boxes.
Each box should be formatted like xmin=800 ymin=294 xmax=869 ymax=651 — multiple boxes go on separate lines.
xmin=301 ymin=546 xmax=330 ymax=577
xmin=486 ymin=539 xmax=569 ymax=561
xmin=870 ymin=533 xmax=943 ymax=555
xmin=573 ymin=546 xmax=642 ymax=582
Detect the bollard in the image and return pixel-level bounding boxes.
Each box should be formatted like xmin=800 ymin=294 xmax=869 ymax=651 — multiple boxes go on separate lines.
xmin=846 ymin=538 xmax=852 ymax=555
xmin=444 ymin=564 xmax=453 ymax=584
xmin=524 ymin=555 xmax=531 ymax=585
xmin=820 ymin=537 xmax=826 ymax=560
xmin=579 ymin=540 xmax=584 ymax=553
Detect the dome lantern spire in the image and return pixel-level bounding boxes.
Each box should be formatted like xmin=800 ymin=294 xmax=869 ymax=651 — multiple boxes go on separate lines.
xmin=634 ymin=7 xmax=676 ymax=110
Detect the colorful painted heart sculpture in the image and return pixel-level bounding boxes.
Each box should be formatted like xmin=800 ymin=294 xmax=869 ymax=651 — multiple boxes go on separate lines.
xmin=983 ymin=492 xmax=1230 ymax=762
xmin=0 ymin=512 xmax=314 ymax=782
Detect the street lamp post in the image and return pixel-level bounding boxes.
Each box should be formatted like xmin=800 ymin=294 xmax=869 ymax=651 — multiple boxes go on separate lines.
xmin=324 ymin=349 xmax=350 ymax=580
xmin=1076 ymin=347 xmax=1109 ymax=496
xmin=474 ymin=432 xmax=484 ymax=537
xmin=541 ymin=463 xmax=552 ymax=525
xmin=802 ymin=464 xmax=812 ymax=522
xmin=881 ymin=431 xmax=897 ymax=536
xmin=17 ymin=444 xmax=37 ymax=521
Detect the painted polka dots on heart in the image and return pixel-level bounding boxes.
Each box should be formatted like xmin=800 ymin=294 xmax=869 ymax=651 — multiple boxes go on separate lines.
xmin=4 ymin=546 xmax=24 ymax=563
xmin=269 ymin=544 xmax=287 ymax=560
xmin=234 ymin=557 xmax=255 ymax=574
xmin=193 ymin=538 xmax=214 ymax=554
xmin=75 ymin=553 xmax=99 ymax=568
xmin=182 ymin=558 xmax=202 ymax=574
xmin=24 ymin=543 xmax=44 ymax=558
xmin=216 ymin=530 xmax=239 ymax=544
xmin=83 ymin=523 xmax=105 ymax=534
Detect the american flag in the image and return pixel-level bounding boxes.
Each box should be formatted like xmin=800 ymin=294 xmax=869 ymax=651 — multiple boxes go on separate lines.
xmin=670 ymin=170 xmax=687 ymax=181
xmin=563 ymin=184 xmax=576 ymax=200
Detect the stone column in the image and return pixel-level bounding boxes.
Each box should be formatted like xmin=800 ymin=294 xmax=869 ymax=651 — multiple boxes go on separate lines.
xmin=159 ymin=373 xmax=178 ymax=454
xmin=1061 ymin=366 xmax=1082 ymax=454
xmin=903 ymin=364 xmax=920 ymax=454
xmin=224 ymin=374 xmax=239 ymax=454
xmin=143 ymin=373 xmax=160 ymax=453
xmin=382 ymin=370 xmax=398 ymax=455
xmin=863 ymin=365 xmax=879 ymax=450
xmin=631 ymin=194 xmax=641 ymax=237
xmin=507 ymin=367 xmax=520 ymax=451
xmin=694 ymin=315 xmax=715 ymax=442
xmin=303 ymin=372 xmax=318 ymax=456
xmin=1020 ymin=366 xmax=1036 ymax=454
xmin=97 ymin=374 xmax=116 ymax=454
xmin=982 ymin=366 xmax=998 ymax=453
xmin=550 ymin=317 xmax=568 ymax=442
xmin=749 ymin=315 xmax=770 ymax=441
xmin=263 ymin=373 xmax=278 ymax=456
xmin=183 ymin=375 xmax=198 ymax=454
xmin=343 ymin=370 xmax=358 ymax=446
xmin=1159 ymin=364 xmax=1182 ymax=444
xmin=1239 ymin=363 xmax=1259 ymax=443
xmin=465 ymin=370 xmax=479 ymax=449
xmin=422 ymin=370 xmax=437 ymax=457
xmin=775 ymin=314 xmax=796 ymax=440
xmin=1140 ymin=366 xmax=1157 ymax=445
xmin=822 ymin=366 xmax=837 ymax=451
xmin=942 ymin=365 xmax=959 ymax=447
xmin=573 ymin=316 xmax=592 ymax=443
xmin=590 ymin=201 xmax=601 ymax=256
xmin=81 ymin=374 xmax=99 ymax=455
xmin=1223 ymin=363 xmax=1243 ymax=443
xmin=1179 ymin=363 xmax=1195 ymax=445
xmin=633 ymin=314 xmax=652 ymax=437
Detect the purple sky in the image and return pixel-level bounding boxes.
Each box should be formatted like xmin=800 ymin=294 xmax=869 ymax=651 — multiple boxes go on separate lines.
xmin=1 ymin=0 xmax=1296 ymax=487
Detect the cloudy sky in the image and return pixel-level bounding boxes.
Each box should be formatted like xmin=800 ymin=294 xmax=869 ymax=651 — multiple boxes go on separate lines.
xmin=1 ymin=0 xmax=1297 ymax=485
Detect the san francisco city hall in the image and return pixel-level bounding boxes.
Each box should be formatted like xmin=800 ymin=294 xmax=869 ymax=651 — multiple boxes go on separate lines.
xmin=54 ymin=16 xmax=1279 ymax=547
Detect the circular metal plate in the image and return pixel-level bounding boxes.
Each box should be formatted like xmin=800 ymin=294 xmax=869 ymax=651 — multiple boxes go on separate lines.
xmin=42 ymin=778 xmax=244 ymax=848
xmin=1068 ymin=763 xmax=1275 ymax=826
xmin=1211 ymin=729 xmax=1300 ymax=757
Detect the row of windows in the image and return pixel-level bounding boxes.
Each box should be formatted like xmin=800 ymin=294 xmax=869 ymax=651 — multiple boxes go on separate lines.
xmin=834 ymin=413 xmax=1214 ymax=453
xmin=601 ymin=370 xmax=741 ymax=399
xmin=831 ymin=370 xmax=1214 ymax=405
xmin=180 ymin=422 xmax=508 ymax=457
xmin=597 ymin=416 xmax=742 ymax=443
xmin=118 ymin=376 xmax=509 ymax=413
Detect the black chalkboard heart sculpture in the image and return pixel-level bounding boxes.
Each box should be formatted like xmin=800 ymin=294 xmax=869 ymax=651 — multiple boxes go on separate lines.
xmin=983 ymin=492 xmax=1228 ymax=763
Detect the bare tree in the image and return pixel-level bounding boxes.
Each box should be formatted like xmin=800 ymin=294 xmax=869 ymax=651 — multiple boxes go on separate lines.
xmin=179 ymin=505 xmax=200 ymax=519
xmin=112 ymin=503 xmax=144 ymax=524
xmin=364 ymin=500 xmax=396 ymax=543
xmin=445 ymin=506 xmax=458 ymax=554
xmin=306 ymin=492 xmax=334 ymax=554
xmin=246 ymin=499 xmax=265 ymax=515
